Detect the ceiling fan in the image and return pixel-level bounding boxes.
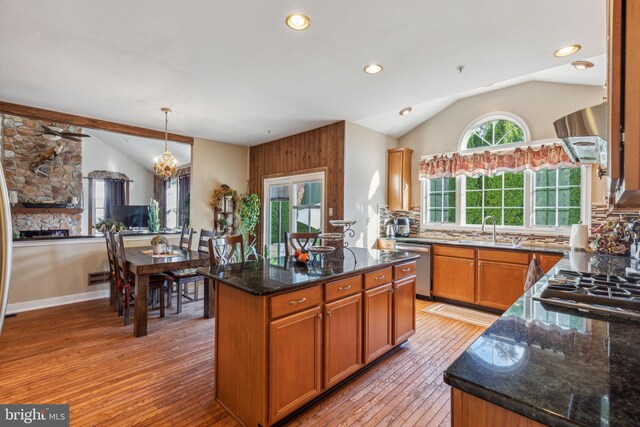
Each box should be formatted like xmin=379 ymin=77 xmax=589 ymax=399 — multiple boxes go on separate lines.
xmin=39 ymin=124 xmax=91 ymax=142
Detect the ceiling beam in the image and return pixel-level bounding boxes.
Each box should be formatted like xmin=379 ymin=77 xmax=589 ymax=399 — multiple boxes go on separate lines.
xmin=0 ymin=101 xmax=194 ymax=145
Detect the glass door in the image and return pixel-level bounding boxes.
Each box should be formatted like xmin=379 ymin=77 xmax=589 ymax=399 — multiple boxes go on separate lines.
xmin=264 ymin=172 xmax=325 ymax=259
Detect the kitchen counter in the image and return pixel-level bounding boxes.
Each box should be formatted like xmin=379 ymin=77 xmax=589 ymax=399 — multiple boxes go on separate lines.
xmin=444 ymin=252 xmax=640 ymax=426
xmin=197 ymin=247 xmax=418 ymax=296
xmin=388 ymin=236 xmax=567 ymax=255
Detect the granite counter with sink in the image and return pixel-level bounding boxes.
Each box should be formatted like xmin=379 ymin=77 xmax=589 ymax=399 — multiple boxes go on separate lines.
xmin=443 ymin=252 xmax=640 ymax=426
xmin=386 ymin=236 xmax=567 ymax=255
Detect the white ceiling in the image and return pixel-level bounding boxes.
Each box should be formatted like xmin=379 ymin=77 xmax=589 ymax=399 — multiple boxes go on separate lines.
xmin=0 ymin=0 xmax=606 ymax=145
xmin=86 ymin=129 xmax=191 ymax=172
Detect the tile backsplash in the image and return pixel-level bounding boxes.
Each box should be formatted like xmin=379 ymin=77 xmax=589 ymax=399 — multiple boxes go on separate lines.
xmin=378 ymin=203 xmax=640 ymax=248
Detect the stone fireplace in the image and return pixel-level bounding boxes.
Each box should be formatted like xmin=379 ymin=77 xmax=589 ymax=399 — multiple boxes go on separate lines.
xmin=1 ymin=113 xmax=83 ymax=236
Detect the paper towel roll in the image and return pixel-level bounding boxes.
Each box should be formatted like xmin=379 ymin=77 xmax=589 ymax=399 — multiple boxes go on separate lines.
xmin=569 ymin=224 xmax=589 ymax=250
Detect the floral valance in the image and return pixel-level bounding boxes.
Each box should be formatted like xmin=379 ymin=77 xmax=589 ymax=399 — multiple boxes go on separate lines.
xmin=419 ymin=144 xmax=576 ymax=180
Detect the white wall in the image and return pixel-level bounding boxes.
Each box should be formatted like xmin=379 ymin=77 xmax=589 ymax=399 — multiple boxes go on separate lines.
xmin=190 ymin=137 xmax=248 ymax=232
xmin=344 ymin=122 xmax=398 ymax=248
xmin=82 ymin=135 xmax=155 ymax=232
xmin=399 ymin=81 xmax=606 ymax=205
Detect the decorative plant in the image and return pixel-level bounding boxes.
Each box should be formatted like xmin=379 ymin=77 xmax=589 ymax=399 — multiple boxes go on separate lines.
xmin=95 ymin=218 xmax=125 ymax=232
xmin=148 ymin=199 xmax=160 ymax=233
xmin=151 ymin=234 xmax=169 ymax=245
xmin=239 ymin=193 xmax=261 ymax=261
xmin=590 ymin=217 xmax=632 ymax=256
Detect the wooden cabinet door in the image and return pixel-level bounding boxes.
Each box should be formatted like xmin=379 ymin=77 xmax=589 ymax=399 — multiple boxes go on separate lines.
xmin=393 ymin=276 xmax=416 ymax=345
xmin=324 ymin=293 xmax=362 ymax=388
xmin=477 ymin=261 xmax=528 ymax=310
xmin=269 ymin=306 xmax=322 ymax=423
xmin=535 ymin=253 xmax=563 ymax=274
xmin=388 ymin=150 xmax=404 ymax=211
xmin=363 ymin=283 xmax=393 ymax=364
xmin=432 ymin=255 xmax=475 ymax=303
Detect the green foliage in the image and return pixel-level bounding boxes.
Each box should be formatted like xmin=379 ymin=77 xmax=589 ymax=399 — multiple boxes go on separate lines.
xmin=239 ymin=193 xmax=260 ymax=236
xmin=95 ymin=218 xmax=125 ymax=232
xmin=270 ymin=200 xmax=290 ymax=245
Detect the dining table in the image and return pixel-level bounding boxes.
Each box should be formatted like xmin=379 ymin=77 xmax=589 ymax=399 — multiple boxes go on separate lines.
xmin=125 ymin=246 xmax=211 ymax=337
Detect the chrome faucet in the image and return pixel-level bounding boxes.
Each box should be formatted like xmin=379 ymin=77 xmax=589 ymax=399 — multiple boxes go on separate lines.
xmin=481 ymin=215 xmax=497 ymax=244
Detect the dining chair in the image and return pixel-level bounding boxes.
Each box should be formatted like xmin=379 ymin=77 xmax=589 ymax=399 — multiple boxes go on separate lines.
xmin=104 ymin=231 xmax=118 ymax=310
xmin=284 ymin=232 xmax=320 ymax=258
xmin=179 ymin=227 xmax=194 ymax=251
xmin=169 ymin=229 xmax=214 ymax=313
xmin=112 ymin=232 xmax=174 ymax=325
xmin=208 ymin=235 xmax=245 ymax=266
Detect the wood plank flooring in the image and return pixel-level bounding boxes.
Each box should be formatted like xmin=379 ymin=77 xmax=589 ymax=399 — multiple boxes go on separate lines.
xmin=0 ymin=291 xmax=484 ymax=426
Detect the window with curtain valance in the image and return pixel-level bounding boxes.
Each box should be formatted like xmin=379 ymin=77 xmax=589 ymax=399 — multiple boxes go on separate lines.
xmin=419 ymin=114 xmax=589 ymax=230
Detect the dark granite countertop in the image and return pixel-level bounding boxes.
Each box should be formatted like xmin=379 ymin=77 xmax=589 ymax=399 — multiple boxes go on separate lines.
xmin=12 ymin=230 xmax=181 ymax=242
xmin=197 ymin=247 xmax=419 ymax=296
xmin=444 ymin=252 xmax=640 ymax=426
xmin=387 ymin=236 xmax=567 ymax=255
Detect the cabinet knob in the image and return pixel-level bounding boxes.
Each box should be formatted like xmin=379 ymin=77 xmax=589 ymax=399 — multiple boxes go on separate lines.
xmin=317 ymin=313 xmax=323 ymax=320
xmin=289 ymin=297 xmax=307 ymax=305
xmin=389 ymin=288 xmax=394 ymax=294
xmin=326 ymin=310 xmax=331 ymax=317
xmin=375 ymin=275 xmax=385 ymax=281
xmin=402 ymin=267 xmax=411 ymax=272
xmin=338 ymin=285 xmax=352 ymax=291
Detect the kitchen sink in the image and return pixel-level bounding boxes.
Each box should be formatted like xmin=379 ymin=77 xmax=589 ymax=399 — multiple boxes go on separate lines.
xmin=452 ymin=239 xmax=521 ymax=249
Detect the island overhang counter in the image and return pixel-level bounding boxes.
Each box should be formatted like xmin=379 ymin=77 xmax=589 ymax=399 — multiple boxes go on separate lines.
xmin=198 ymin=247 xmax=419 ymax=427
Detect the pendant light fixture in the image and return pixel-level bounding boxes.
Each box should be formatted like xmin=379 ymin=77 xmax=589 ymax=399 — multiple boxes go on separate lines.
xmin=154 ymin=107 xmax=178 ymax=180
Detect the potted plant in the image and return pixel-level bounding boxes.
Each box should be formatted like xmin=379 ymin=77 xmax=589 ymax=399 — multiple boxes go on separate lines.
xmin=218 ymin=217 xmax=228 ymax=234
xmin=148 ymin=199 xmax=160 ymax=233
xmin=95 ymin=218 xmax=126 ymax=233
xmin=239 ymin=193 xmax=261 ymax=260
xmin=151 ymin=234 xmax=169 ymax=254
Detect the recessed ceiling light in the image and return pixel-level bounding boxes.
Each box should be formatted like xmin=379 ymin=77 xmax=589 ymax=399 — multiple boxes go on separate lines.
xmin=399 ymin=107 xmax=413 ymax=116
xmin=364 ymin=64 xmax=383 ymax=74
xmin=554 ymin=44 xmax=581 ymax=57
xmin=571 ymin=60 xmax=594 ymax=70
xmin=285 ymin=14 xmax=310 ymax=30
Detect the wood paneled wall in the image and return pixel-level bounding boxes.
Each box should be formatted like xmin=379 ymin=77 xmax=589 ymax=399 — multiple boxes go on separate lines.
xmin=249 ymin=121 xmax=345 ymax=249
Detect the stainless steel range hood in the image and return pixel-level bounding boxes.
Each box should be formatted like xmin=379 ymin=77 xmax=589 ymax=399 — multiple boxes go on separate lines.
xmin=553 ymin=103 xmax=607 ymax=165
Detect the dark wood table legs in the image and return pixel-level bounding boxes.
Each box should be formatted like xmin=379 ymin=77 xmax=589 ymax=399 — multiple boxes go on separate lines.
xmin=134 ymin=274 xmax=149 ymax=337
xmin=204 ymin=278 xmax=214 ymax=318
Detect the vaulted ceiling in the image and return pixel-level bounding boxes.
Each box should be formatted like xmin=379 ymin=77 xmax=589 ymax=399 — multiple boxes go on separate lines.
xmin=0 ymin=0 xmax=606 ymax=145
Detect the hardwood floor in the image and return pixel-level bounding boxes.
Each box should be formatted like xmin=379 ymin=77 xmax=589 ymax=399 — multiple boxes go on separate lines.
xmin=0 ymin=290 xmax=485 ymax=426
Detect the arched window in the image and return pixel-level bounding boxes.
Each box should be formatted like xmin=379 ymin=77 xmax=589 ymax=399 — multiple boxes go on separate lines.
xmin=461 ymin=114 xmax=529 ymax=150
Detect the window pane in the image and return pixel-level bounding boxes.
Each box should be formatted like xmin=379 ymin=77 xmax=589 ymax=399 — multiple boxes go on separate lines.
xmin=568 ymin=208 xmax=581 ymax=225
xmin=485 ymin=175 xmax=503 ymax=190
xmin=504 ymin=190 xmax=524 ymax=207
xmin=431 ymin=179 xmax=442 ymax=192
xmin=535 ymin=209 xmax=554 ymax=226
xmin=444 ymin=177 xmax=456 ymax=191
xmin=536 ymin=170 xmax=556 ymax=187
xmin=558 ymin=168 xmax=572 ymax=186
xmin=504 ymin=209 xmax=524 ymax=226
xmin=466 ymin=191 xmax=482 ymax=207
xmin=466 ymin=176 xmax=483 ymax=190
xmin=431 ymin=194 xmax=442 ymax=209
xmin=535 ymin=189 xmax=556 ymax=207
xmin=569 ymin=187 xmax=581 ymax=206
xmin=569 ymin=168 xmax=581 ymax=185
xmin=465 ymin=119 xmax=525 ymax=149
xmin=426 ymin=178 xmax=456 ymax=223
xmin=466 ymin=208 xmax=483 ymax=225
xmin=429 ymin=209 xmax=442 ymax=222
xmin=444 ymin=209 xmax=456 ymax=223
xmin=557 ymin=209 xmax=570 ymax=226
xmin=444 ymin=192 xmax=456 ymax=208
xmin=504 ymin=172 xmax=524 ymax=188
xmin=558 ymin=189 xmax=572 ymax=207
xmin=484 ymin=190 xmax=502 ymax=207
xmin=485 ymin=208 xmax=502 ymax=224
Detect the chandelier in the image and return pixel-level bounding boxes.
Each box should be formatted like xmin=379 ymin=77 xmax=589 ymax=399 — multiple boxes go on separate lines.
xmin=154 ymin=107 xmax=178 ymax=180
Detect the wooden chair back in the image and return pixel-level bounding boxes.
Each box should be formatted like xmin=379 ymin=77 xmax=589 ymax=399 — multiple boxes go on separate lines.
xmin=198 ymin=229 xmax=215 ymax=252
xmin=104 ymin=231 xmax=117 ymax=283
xmin=111 ymin=233 xmax=129 ymax=286
xmin=179 ymin=227 xmax=194 ymax=251
xmin=208 ymin=235 xmax=245 ymax=266
xmin=285 ymin=232 xmax=320 ymax=257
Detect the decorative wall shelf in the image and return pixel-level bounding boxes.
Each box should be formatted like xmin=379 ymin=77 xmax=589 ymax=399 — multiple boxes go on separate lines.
xmin=11 ymin=207 xmax=83 ymax=214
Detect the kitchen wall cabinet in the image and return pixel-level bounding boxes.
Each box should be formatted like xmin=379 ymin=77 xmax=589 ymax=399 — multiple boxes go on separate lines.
xmin=432 ymin=251 xmax=476 ymax=303
xmin=363 ymin=283 xmax=394 ymax=363
xmin=608 ymin=0 xmax=640 ymax=208
xmin=388 ymin=147 xmax=413 ymax=211
xmin=269 ymin=306 xmax=323 ymax=422
xmin=323 ymin=293 xmax=362 ymax=388
xmin=393 ymin=276 xmax=416 ymax=345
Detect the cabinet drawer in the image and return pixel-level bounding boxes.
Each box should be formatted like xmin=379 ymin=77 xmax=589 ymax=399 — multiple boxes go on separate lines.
xmin=433 ymin=245 xmax=475 ymax=259
xmin=478 ymin=249 xmax=529 ymax=265
xmin=271 ymin=286 xmax=323 ymax=319
xmin=394 ymin=261 xmax=416 ymax=280
xmin=325 ymin=275 xmax=362 ymax=302
xmin=364 ymin=268 xmax=393 ymax=289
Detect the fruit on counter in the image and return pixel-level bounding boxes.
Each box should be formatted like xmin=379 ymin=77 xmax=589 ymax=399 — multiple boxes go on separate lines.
xmin=294 ymin=249 xmax=302 ymax=258
xmin=298 ymin=253 xmax=310 ymax=262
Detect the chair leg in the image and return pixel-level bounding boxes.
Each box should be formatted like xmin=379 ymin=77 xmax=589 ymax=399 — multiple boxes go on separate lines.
xmin=166 ymin=283 xmax=172 ymax=308
xmin=177 ymin=282 xmax=182 ymax=314
xmin=123 ymin=287 xmax=130 ymax=326
xmin=160 ymin=284 xmax=165 ymax=318
xmin=194 ymin=280 xmax=199 ymax=301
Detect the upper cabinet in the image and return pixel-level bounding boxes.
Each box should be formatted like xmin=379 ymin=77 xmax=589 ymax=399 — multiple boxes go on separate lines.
xmin=608 ymin=0 xmax=640 ymax=208
xmin=387 ymin=148 xmax=413 ymax=211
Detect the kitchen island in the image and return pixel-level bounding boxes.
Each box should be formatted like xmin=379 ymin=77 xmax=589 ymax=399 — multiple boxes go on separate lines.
xmin=198 ymin=248 xmax=419 ymax=427
xmin=444 ymin=252 xmax=640 ymax=426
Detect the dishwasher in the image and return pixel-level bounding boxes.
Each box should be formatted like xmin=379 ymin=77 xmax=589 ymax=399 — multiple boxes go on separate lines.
xmin=394 ymin=242 xmax=432 ymax=299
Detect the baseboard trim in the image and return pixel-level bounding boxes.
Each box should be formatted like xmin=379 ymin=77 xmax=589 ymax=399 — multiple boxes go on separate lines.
xmin=7 ymin=289 xmax=110 ymax=314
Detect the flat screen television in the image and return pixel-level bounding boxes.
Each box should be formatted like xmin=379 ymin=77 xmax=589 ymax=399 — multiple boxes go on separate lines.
xmin=111 ymin=205 xmax=149 ymax=229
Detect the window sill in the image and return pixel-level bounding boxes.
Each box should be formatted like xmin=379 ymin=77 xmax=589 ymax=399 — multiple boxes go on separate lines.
xmin=418 ymin=223 xmax=573 ymax=237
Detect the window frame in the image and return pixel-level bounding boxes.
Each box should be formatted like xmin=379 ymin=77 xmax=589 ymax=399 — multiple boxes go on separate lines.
xmin=419 ymin=112 xmax=591 ymax=234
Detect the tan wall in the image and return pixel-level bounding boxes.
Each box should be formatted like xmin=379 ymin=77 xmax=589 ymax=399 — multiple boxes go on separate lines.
xmin=399 ymin=81 xmax=607 ymax=204
xmin=344 ymin=122 xmax=398 ymax=248
xmin=190 ymin=137 xmax=249 ymax=233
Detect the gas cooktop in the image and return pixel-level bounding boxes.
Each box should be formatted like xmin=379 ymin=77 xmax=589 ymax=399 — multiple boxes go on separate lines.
xmin=532 ymin=269 xmax=640 ymax=320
